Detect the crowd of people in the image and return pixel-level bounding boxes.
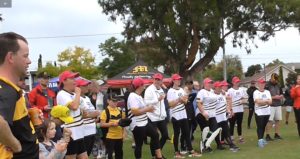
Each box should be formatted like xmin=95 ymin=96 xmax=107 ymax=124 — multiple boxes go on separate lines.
xmin=1 ymin=32 xmax=300 ymax=159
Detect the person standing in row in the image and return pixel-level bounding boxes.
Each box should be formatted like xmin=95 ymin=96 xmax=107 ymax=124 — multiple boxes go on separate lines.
xmin=127 ymin=77 xmax=163 ymax=159
xmin=56 ymin=71 xmax=88 ymax=159
xmin=0 ymin=32 xmax=39 ymax=159
xmin=290 ymin=74 xmax=300 ymax=137
xmin=214 ymin=81 xmax=239 ymax=152
xmin=144 ymin=73 xmax=169 ymax=158
xmin=253 ymin=79 xmax=272 ymax=148
xmin=196 ymin=78 xmax=223 ymax=152
xmin=247 ymin=80 xmax=257 ymax=129
xmin=28 ymin=71 xmax=56 ymax=118
xmin=265 ymin=73 xmax=284 ymax=141
xmin=167 ymin=74 xmax=201 ymax=158
xmin=228 ymin=76 xmax=247 ymax=143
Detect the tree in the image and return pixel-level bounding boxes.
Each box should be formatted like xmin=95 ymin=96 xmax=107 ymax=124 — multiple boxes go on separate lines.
xmin=266 ymin=59 xmax=284 ymax=67
xmin=203 ymin=55 xmax=243 ymax=81
xmin=98 ymin=0 xmax=300 ymax=78
xmin=38 ymin=62 xmax=60 ymax=77
xmin=58 ymin=46 xmax=101 ymax=79
xmin=245 ymin=64 xmax=262 ymax=77
xmin=98 ymin=37 xmax=136 ymax=78
xmin=38 ymin=54 xmax=42 ymax=69
xmin=286 ymin=72 xmax=297 ymax=86
xmin=278 ymin=66 xmax=284 ymax=87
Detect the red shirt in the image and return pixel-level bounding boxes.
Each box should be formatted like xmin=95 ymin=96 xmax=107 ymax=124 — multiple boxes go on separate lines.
xmin=290 ymin=86 xmax=300 ymax=109
xmin=28 ymin=84 xmax=56 ymax=118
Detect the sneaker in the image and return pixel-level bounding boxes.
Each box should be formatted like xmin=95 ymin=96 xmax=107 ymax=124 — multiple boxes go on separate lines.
xmin=180 ymin=150 xmax=188 ymax=155
xmin=174 ymin=152 xmax=185 ymax=159
xmin=274 ymin=134 xmax=283 ymax=140
xmin=265 ymin=134 xmax=274 ymax=141
xmin=131 ymin=143 xmax=136 ymax=149
xmin=188 ymin=150 xmax=202 ymax=158
xmin=217 ymin=145 xmax=226 ymax=150
xmin=239 ymin=137 xmax=245 ymax=144
xmin=262 ymin=139 xmax=268 ymax=145
xmin=203 ymin=147 xmax=213 ymax=153
xmin=229 ymin=147 xmax=239 ymax=152
xmin=258 ymin=139 xmax=265 ymax=148
xmin=230 ymin=144 xmax=240 ymax=150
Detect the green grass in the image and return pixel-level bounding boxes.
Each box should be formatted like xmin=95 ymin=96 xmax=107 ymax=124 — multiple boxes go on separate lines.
xmin=121 ymin=108 xmax=300 ymax=159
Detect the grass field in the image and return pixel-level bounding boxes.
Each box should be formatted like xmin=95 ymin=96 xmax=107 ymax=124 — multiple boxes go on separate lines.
xmin=120 ymin=108 xmax=300 ymax=159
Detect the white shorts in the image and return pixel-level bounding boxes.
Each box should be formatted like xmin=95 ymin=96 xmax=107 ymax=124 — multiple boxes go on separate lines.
xmin=269 ymin=106 xmax=282 ymax=121
xmin=286 ymin=106 xmax=293 ymax=113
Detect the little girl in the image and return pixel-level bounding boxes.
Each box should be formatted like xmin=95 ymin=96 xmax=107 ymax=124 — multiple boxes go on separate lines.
xmin=37 ymin=119 xmax=68 ymax=159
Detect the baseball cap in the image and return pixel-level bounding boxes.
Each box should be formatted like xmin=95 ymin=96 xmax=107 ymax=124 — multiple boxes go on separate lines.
xmin=257 ymin=79 xmax=266 ymax=84
xmin=203 ymin=77 xmax=213 ymax=84
xmin=171 ymin=74 xmax=183 ymax=80
xmin=108 ymin=93 xmax=121 ymax=102
xmin=50 ymin=105 xmax=74 ymax=124
xmin=153 ymin=73 xmax=163 ymax=80
xmin=37 ymin=71 xmax=50 ymax=79
xmin=221 ymin=80 xmax=229 ymax=86
xmin=76 ymin=79 xmax=91 ymax=87
xmin=59 ymin=71 xmax=79 ymax=87
xmin=213 ymin=81 xmax=222 ymax=88
xmin=232 ymin=76 xmax=241 ymax=83
xmin=132 ymin=77 xmax=144 ymax=89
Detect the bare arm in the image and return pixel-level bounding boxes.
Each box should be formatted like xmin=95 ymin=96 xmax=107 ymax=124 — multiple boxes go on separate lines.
xmin=131 ymin=106 xmax=154 ymax=116
xmin=0 ymin=115 xmax=21 ymax=153
xmin=68 ymin=87 xmax=81 ymax=111
xmin=255 ymin=99 xmax=272 ymax=106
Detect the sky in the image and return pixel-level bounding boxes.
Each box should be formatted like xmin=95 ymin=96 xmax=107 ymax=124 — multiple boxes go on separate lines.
xmin=1 ymin=0 xmax=300 ymax=72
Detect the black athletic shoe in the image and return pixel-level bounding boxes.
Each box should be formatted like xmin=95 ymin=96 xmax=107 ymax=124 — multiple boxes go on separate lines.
xmin=265 ymin=134 xmax=274 ymax=141
xmin=204 ymin=147 xmax=213 ymax=153
xmin=274 ymin=134 xmax=283 ymax=140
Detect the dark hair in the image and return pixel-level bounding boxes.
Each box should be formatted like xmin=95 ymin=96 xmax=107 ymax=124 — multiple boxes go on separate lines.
xmin=0 ymin=32 xmax=28 ymax=65
xmin=36 ymin=119 xmax=53 ymax=142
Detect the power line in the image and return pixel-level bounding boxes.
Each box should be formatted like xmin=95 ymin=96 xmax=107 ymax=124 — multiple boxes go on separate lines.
xmin=27 ymin=33 xmax=122 ymax=40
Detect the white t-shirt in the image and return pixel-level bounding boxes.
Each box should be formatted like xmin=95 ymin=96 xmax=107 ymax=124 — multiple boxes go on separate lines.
xmin=167 ymin=88 xmax=187 ymax=120
xmin=253 ymin=90 xmax=271 ymax=116
xmin=214 ymin=93 xmax=227 ymax=123
xmin=227 ymin=87 xmax=247 ymax=113
xmin=127 ymin=92 xmax=148 ymax=131
xmin=80 ymin=96 xmax=96 ymax=136
xmin=196 ymin=89 xmax=217 ymax=118
xmin=144 ymin=84 xmax=167 ymax=122
xmin=56 ymin=90 xmax=85 ymax=140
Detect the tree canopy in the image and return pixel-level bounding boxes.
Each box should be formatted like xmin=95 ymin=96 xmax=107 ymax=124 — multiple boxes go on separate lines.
xmin=245 ymin=64 xmax=262 ymax=77
xmin=98 ymin=0 xmax=300 ymax=78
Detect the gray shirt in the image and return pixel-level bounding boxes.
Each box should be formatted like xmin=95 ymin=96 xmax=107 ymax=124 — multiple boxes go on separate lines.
xmin=266 ymin=82 xmax=283 ymax=107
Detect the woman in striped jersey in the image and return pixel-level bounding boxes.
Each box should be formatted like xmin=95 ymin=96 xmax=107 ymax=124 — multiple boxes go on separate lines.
xmin=196 ymin=78 xmax=224 ymax=152
xmin=253 ymin=79 xmax=272 ymax=148
xmin=214 ymin=81 xmax=239 ymax=152
xmin=127 ymin=78 xmax=163 ymax=159
xmin=228 ymin=76 xmax=248 ymax=143
xmin=167 ymin=74 xmax=201 ymax=158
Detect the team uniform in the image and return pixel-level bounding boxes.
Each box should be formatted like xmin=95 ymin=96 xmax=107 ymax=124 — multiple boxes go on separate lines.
xmin=167 ymin=88 xmax=194 ymax=153
xmin=0 ymin=78 xmax=39 ymax=159
xmin=195 ymin=89 xmax=222 ymax=151
xmin=253 ymin=89 xmax=271 ymax=146
xmin=80 ymin=96 xmax=97 ymax=155
xmin=227 ymin=87 xmax=247 ymax=139
xmin=144 ymin=84 xmax=169 ymax=156
xmin=127 ymin=92 xmax=160 ymax=159
xmin=56 ymin=90 xmax=86 ymax=155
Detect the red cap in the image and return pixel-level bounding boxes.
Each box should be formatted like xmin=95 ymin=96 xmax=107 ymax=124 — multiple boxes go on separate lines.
xmin=171 ymin=74 xmax=183 ymax=80
xmin=213 ymin=81 xmax=222 ymax=88
xmin=220 ymin=80 xmax=229 ymax=86
xmin=153 ymin=73 xmax=163 ymax=80
xmin=232 ymin=76 xmax=241 ymax=83
xmin=76 ymin=79 xmax=91 ymax=87
xmin=132 ymin=77 xmax=144 ymax=89
xmin=203 ymin=78 xmax=213 ymax=85
xmin=59 ymin=71 xmax=79 ymax=87
xmin=257 ymin=79 xmax=266 ymax=84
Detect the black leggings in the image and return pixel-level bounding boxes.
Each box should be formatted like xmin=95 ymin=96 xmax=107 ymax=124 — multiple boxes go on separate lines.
xmin=84 ymin=135 xmax=95 ymax=156
xmin=105 ymin=139 xmax=123 ymax=159
xmin=150 ymin=120 xmax=169 ymax=156
xmin=255 ymin=114 xmax=270 ymax=139
xmin=229 ymin=112 xmax=243 ymax=136
xmin=132 ymin=122 xmax=160 ymax=159
xmin=195 ymin=114 xmax=221 ymax=146
xmin=171 ymin=118 xmax=193 ymax=152
xmin=294 ymin=108 xmax=300 ymax=137
xmin=218 ymin=121 xmax=235 ymax=146
xmin=180 ymin=118 xmax=197 ymax=151
xmin=248 ymin=106 xmax=254 ymax=128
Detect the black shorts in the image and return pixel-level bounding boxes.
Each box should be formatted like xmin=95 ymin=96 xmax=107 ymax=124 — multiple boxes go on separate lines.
xmin=66 ymin=138 xmax=86 ymax=155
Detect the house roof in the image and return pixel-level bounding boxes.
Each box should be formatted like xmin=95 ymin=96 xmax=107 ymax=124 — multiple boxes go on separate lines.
xmin=286 ymin=63 xmax=300 ymax=70
xmin=241 ymin=64 xmax=296 ymax=84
